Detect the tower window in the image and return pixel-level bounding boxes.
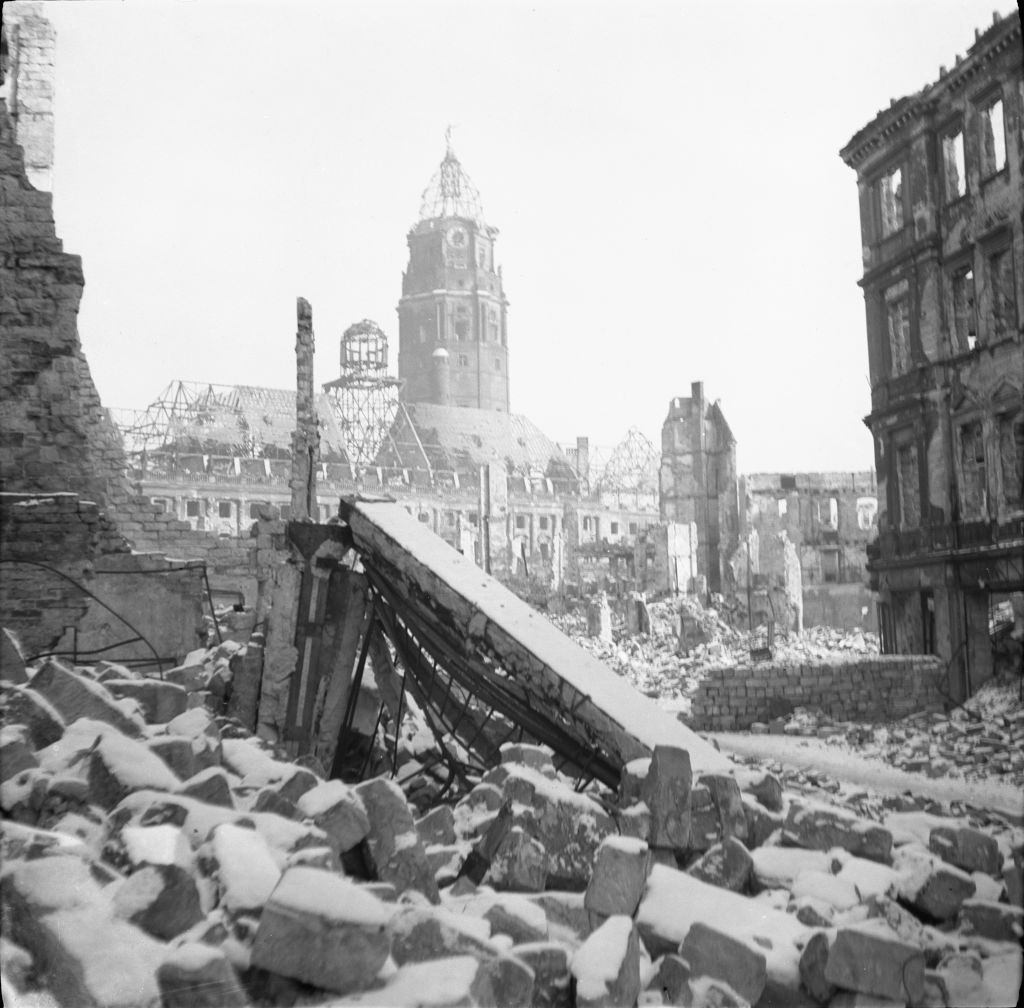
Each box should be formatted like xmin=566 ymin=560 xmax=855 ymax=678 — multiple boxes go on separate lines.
xmin=884 ymin=280 xmax=911 ymax=376
xmin=494 ymin=358 xmax=501 ymax=371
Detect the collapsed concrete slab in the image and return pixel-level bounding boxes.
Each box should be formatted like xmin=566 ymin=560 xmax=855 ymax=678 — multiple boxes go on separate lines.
xmin=338 ymin=497 xmax=732 ymax=786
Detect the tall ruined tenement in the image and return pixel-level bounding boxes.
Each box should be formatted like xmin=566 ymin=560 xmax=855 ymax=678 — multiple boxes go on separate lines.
xmin=289 ymin=297 xmax=320 ymax=520
xmin=659 ymin=382 xmax=740 ymax=596
xmin=397 ymin=134 xmax=510 ymax=412
xmin=840 ymin=10 xmax=1024 ymax=698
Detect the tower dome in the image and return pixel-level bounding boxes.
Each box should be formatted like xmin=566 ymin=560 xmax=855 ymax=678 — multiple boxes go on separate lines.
xmin=418 ymin=129 xmax=484 ymax=224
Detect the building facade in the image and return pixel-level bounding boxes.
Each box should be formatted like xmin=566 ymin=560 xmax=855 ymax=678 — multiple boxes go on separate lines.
xmin=840 ymin=10 xmax=1024 ymax=696
xmin=397 ymin=138 xmax=510 ymax=412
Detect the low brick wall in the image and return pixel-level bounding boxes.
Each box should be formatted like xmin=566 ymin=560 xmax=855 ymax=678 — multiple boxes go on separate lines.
xmin=689 ymin=654 xmax=947 ymax=731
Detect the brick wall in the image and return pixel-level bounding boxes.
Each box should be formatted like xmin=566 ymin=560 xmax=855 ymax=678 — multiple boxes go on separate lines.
xmin=689 ymin=654 xmax=947 ymax=731
xmin=0 ymin=491 xmax=127 ymax=654
xmin=0 ymin=98 xmax=133 ymax=513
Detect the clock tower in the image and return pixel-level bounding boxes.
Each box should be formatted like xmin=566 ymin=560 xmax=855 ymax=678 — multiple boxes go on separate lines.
xmin=398 ymin=135 xmax=510 ymax=412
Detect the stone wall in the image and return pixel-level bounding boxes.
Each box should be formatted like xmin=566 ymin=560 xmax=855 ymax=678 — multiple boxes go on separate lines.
xmin=689 ymin=654 xmax=947 ymax=731
xmin=0 ymin=98 xmax=133 ymax=513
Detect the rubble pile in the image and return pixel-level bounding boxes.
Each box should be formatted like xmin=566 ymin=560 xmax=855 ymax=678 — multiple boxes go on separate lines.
xmin=766 ymin=681 xmax=1024 ymax=788
xmin=2 ymin=650 xmax=1022 ymax=1007
xmin=550 ymin=598 xmax=880 ymax=714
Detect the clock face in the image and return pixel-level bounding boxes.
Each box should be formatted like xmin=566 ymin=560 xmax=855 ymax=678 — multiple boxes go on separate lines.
xmin=447 ymin=226 xmax=467 ymax=248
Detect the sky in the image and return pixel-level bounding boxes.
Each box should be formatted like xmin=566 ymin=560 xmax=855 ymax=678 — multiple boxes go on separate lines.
xmin=41 ymin=0 xmax=1016 ymax=473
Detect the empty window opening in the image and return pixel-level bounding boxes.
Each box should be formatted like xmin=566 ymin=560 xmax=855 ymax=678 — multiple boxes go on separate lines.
xmin=539 ymin=516 xmax=549 ymax=531
xmin=539 ymin=542 xmax=550 ymax=561
xmin=878 ymin=166 xmax=904 ymax=237
xmin=779 ymin=475 xmax=797 ymax=491
xmin=777 ymin=498 xmax=788 ymax=516
xmin=959 ymin=421 xmax=988 ymax=519
xmin=218 ymin=501 xmax=232 ymax=518
xmin=896 ymin=443 xmax=920 ymax=528
xmin=279 ymin=505 xmax=292 ymax=520
xmin=817 ymin=497 xmax=839 ymax=530
xmin=942 ymin=130 xmax=966 ymax=201
xmin=610 ymin=521 xmax=619 ymax=535
xmin=629 ymin=522 xmax=638 ymax=535
xmin=458 ymin=353 xmax=469 ymax=367
xmin=186 ymin=500 xmax=200 ymax=517
xmin=997 ymin=414 xmax=1023 ymax=510
xmin=988 ymin=248 xmax=1017 ymax=337
xmin=958 ymin=422 xmax=983 ymax=520
xmin=821 ymin=550 xmax=841 ymax=584
xmin=885 ymin=281 xmax=912 ymax=376
xmin=515 ymin=515 xmax=526 ymax=530
xmin=582 ymin=516 xmax=592 ymax=531
xmin=980 ymin=97 xmax=1006 ymax=176
xmin=952 ymin=268 xmax=977 ymax=351
xmin=494 ymin=358 xmax=501 ymax=371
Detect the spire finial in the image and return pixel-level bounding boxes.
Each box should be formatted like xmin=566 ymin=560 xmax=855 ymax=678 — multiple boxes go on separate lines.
xmin=445 ymin=124 xmax=455 ymax=158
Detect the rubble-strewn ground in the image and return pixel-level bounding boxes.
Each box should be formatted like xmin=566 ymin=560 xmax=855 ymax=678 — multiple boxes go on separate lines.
xmin=2 ymin=617 xmax=1021 ymax=1008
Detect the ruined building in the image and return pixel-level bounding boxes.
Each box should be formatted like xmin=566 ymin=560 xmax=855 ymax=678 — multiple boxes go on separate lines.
xmin=659 ymin=382 xmax=741 ymax=595
xmin=840 ymin=10 xmax=1024 ymax=697
xmin=398 ymin=134 xmax=510 ymax=413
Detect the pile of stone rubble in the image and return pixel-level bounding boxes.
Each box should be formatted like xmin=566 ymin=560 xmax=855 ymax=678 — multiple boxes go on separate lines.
xmin=2 ymin=650 xmax=1021 ymax=1007
xmin=758 ymin=680 xmax=1024 ymax=789
xmin=551 ymin=600 xmax=880 ymax=712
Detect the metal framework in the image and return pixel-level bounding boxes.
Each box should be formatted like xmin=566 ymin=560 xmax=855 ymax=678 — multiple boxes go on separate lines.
xmin=323 ymin=320 xmax=403 ymax=468
xmin=596 ymin=427 xmax=659 ymax=494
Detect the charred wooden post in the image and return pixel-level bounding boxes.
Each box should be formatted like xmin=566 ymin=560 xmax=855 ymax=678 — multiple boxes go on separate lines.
xmin=289 ymin=297 xmax=319 ymax=521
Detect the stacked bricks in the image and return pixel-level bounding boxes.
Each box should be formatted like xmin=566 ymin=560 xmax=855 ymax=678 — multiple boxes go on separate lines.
xmin=689 ymin=655 xmax=946 ymax=731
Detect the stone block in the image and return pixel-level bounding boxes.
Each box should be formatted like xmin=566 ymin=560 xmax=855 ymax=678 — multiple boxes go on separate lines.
xmin=651 ymin=953 xmax=690 ymax=1006
xmin=103 ymin=677 xmax=189 ymax=724
xmin=163 ymin=662 xmax=206 ymax=693
xmin=680 ymin=921 xmax=767 ymax=1006
xmin=571 ymin=915 xmax=640 ymax=1008
xmin=785 ymin=799 xmax=892 ymax=863
xmin=894 ymin=846 xmax=976 ymax=922
xmin=250 ymin=866 xmax=392 ymax=994
xmin=824 ymin=919 xmax=925 ymax=1004
xmin=797 ymin=928 xmax=836 ymax=1004
xmin=208 ymin=822 xmax=281 ymax=914
xmin=0 ymin=724 xmax=39 ymax=782
xmin=485 ymin=831 xmax=548 ymax=893
xmin=688 ymin=784 xmax=721 ymax=852
xmin=512 ymin=941 xmax=571 ymax=1008
xmin=617 ymin=801 xmax=651 ymax=841
xmin=30 ymin=659 xmax=144 ymax=737
xmin=88 ymin=731 xmax=182 ymax=809
xmin=389 ymin=906 xmax=499 ymax=964
xmin=156 ymin=942 xmax=249 ymax=1007
xmin=742 ymin=795 xmax=783 ymax=849
xmin=640 ymin=745 xmax=691 ymax=851
xmin=176 ymin=766 xmax=234 ymax=808
xmin=687 ymin=836 xmax=753 ymax=892
xmin=482 ymin=896 xmax=548 ymax=944
xmin=958 ymin=898 xmax=1023 ymax=942
xmin=357 ymin=776 xmax=439 ymax=902
xmin=699 ymin=773 xmax=748 ymax=842
xmin=500 ymin=742 xmax=556 ymax=774
xmin=296 ymin=779 xmax=370 ymax=855
xmin=416 ymin=804 xmax=456 ymax=845
xmin=584 ymin=835 xmax=650 ymax=916
xmin=738 ymin=769 xmax=783 ymax=811
xmin=3 ymin=684 xmax=66 ymax=748
xmin=112 ymin=863 xmax=203 ymax=940
xmin=148 ymin=735 xmax=198 ymax=779
xmin=928 ymin=826 xmax=1002 ymax=877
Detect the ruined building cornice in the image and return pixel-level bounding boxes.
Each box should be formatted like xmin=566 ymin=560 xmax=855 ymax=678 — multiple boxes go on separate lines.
xmin=839 ymin=11 xmax=1021 ymax=171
